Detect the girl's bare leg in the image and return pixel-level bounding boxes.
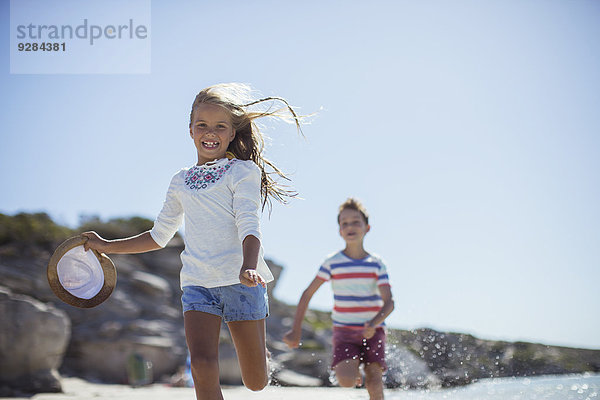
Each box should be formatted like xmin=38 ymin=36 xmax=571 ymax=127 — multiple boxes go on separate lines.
xmin=227 ymin=318 xmax=268 ymax=391
xmin=364 ymin=362 xmax=385 ymax=400
xmin=184 ymin=311 xmax=223 ymax=400
xmin=333 ymin=358 xmax=361 ymax=387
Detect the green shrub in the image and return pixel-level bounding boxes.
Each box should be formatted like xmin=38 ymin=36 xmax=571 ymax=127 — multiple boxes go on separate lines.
xmin=0 ymin=212 xmax=173 ymax=253
xmin=0 ymin=212 xmax=73 ymax=249
xmin=77 ymin=215 xmax=156 ymax=239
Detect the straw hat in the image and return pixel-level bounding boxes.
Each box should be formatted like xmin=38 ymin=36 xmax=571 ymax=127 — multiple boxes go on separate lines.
xmin=47 ymin=235 xmax=117 ymax=308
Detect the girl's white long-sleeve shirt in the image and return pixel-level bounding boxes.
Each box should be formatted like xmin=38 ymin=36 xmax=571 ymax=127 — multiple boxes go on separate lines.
xmin=149 ymin=157 xmax=274 ymax=289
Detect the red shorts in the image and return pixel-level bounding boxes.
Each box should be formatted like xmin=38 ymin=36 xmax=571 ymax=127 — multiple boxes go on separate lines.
xmin=331 ymin=327 xmax=387 ymax=371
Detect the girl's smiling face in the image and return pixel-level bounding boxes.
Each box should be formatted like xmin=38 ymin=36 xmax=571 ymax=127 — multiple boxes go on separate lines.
xmin=190 ymin=103 xmax=236 ymax=165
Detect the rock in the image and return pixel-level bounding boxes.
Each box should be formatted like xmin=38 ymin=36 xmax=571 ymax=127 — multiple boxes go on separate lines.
xmin=135 ymin=243 xmax=184 ymax=279
xmin=0 ymin=259 xmax=55 ymax=304
xmin=274 ymin=349 xmax=331 ymax=385
xmin=62 ymin=313 xmax=187 ymax=383
xmin=130 ymin=271 xmax=172 ymax=299
xmin=0 ymin=286 xmax=70 ymax=394
xmin=64 ymin=334 xmax=185 ymax=383
xmin=265 ymin=259 xmax=283 ymax=299
xmin=0 ymin=370 xmax=63 ymax=397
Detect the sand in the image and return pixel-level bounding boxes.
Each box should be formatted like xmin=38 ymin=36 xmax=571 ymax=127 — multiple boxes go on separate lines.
xmin=4 ymin=378 xmax=375 ymax=400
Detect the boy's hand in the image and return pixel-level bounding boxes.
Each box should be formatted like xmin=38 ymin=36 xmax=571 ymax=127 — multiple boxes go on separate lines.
xmin=239 ymin=268 xmax=266 ymax=288
xmin=283 ymin=329 xmax=301 ymax=348
xmin=81 ymin=231 xmax=109 ymax=253
xmin=363 ymin=322 xmax=376 ymax=339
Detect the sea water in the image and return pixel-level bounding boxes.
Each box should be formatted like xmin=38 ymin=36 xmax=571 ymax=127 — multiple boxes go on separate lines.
xmin=386 ymin=373 xmax=599 ymax=400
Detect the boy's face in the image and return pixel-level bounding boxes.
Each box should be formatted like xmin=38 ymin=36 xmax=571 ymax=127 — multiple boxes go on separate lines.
xmin=338 ymin=208 xmax=370 ymax=244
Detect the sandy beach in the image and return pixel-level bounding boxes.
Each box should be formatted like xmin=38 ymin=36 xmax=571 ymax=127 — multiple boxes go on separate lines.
xmin=5 ymin=374 xmax=599 ymax=400
xmin=4 ymin=378 xmax=373 ymax=400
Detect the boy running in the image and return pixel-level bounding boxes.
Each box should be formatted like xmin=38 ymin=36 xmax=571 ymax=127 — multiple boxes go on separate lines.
xmin=283 ymin=198 xmax=395 ymax=400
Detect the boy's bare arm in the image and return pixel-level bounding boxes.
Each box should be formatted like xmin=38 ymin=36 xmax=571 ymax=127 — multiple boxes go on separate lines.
xmin=363 ymin=285 xmax=395 ymax=338
xmin=282 ymin=277 xmax=324 ymax=348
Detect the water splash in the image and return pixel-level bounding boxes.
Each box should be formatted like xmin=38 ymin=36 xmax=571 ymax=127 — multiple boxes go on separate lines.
xmin=384 ymin=343 xmax=441 ymax=389
xmin=383 ymin=374 xmax=600 ymax=400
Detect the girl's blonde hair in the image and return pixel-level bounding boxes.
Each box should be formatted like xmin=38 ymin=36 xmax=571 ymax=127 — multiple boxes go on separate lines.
xmin=189 ymin=83 xmax=303 ymax=211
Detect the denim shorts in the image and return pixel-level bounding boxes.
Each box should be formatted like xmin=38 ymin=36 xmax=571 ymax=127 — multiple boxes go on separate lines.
xmin=181 ymin=283 xmax=269 ymax=322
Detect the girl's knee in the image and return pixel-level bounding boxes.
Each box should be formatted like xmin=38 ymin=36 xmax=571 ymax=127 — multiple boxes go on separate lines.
xmin=237 ymin=350 xmax=269 ymax=391
xmin=243 ymin=374 xmax=268 ymax=391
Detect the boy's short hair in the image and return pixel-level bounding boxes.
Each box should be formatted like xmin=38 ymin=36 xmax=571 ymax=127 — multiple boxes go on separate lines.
xmin=337 ymin=198 xmax=369 ymax=224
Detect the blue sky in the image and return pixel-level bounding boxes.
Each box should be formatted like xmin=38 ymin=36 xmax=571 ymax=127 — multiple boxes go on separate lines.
xmin=1 ymin=0 xmax=599 ymax=349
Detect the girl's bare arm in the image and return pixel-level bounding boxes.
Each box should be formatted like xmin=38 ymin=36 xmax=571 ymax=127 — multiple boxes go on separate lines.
xmin=82 ymin=231 xmax=161 ymax=254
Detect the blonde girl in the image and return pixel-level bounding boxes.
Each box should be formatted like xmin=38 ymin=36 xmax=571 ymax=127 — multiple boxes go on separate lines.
xmin=83 ymin=83 xmax=302 ymax=400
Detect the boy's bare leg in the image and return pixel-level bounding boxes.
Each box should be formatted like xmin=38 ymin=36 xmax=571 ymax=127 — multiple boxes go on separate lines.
xmin=334 ymin=358 xmax=361 ymax=387
xmin=364 ymin=362 xmax=384 ymax=400
xmin=184 ymin=311 xmax=223 ymax=400
xmin=228 ymin=318 xmax=269 ymax=391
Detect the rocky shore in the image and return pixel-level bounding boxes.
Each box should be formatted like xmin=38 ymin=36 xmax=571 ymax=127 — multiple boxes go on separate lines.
xmin=1 ymin=213 xmax=599 ymax=396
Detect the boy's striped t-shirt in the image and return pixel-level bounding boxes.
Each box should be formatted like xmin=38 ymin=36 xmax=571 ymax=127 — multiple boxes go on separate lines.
xmin=316 ymin=251 xmax=390 ymax=329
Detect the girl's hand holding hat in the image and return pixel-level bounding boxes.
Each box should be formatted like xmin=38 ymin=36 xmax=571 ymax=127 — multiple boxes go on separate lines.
xmin=47 ymin=234 xmax=117 ymax=308
xmin=81 ymin=231 xmax=111 ymax=253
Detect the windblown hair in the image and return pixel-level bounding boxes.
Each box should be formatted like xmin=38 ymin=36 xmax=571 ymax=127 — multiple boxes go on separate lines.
xmin=189 ymin=83 xmax=304 ymax=211
xmin=338 ymin=198 xmax=369 ymax=225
